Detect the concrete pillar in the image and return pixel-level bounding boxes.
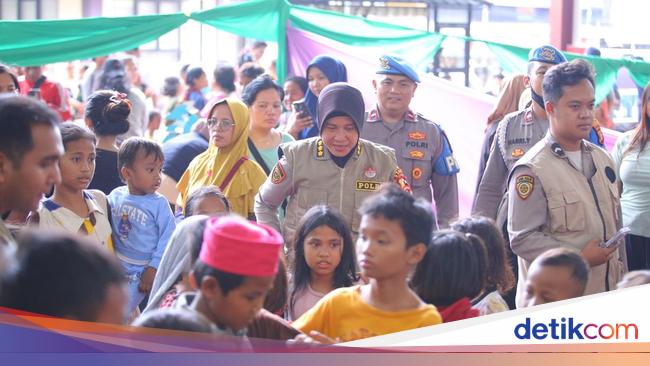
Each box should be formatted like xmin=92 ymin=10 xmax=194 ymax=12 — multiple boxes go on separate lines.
xmin=550 ymin=0 xmax=574 ymax=50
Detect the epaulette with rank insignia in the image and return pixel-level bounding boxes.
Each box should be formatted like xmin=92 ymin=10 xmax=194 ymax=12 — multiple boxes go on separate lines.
xmin=367 ymin=109 xmax=380 ymax=122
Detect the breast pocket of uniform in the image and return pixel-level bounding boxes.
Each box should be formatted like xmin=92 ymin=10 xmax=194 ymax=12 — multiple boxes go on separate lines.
xmin=548 ymin=190 xmax=586 ymax=233
xmin=401 ymin=148 xmax=432 ymax=187
xmin=297 ymin=188 xmax=328 ymax=210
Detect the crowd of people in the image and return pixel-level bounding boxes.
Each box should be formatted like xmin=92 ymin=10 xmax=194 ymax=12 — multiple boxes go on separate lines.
xmin=0 ymin=41 xmax=649 ymax=347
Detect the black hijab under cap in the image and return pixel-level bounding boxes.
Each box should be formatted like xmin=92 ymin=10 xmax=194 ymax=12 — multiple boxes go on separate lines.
xmin=317 ymin=82 xmax=365 ymax=133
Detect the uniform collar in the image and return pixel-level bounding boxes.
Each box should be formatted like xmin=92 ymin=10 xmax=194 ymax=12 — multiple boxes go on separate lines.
xmin=314 ymin=138 xmax=362 ymax=161
xmin=545 ymin=132 xmax=592 ymax=159
xmin=367 ymin=106 xmax=417 ymax=123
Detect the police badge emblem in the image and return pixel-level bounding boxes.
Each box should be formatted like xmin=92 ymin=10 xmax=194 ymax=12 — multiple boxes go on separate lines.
xmin=365 ymin=167 xmax=377 ymax=178
xmin=379 ymin=57 xmax=390 ymax=70
xmin=515 ymin=174 xmax=534 ymax=200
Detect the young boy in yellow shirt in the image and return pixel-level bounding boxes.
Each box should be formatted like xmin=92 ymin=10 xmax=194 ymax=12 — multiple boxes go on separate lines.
xmin=292 ymin=184 xmax=442 ymax=342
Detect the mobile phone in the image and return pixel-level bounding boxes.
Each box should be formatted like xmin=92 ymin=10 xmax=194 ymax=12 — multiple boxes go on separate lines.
xmin=292 ymin=99 xmax=307 ymax=118
xmin=600 ymin=227 xmax=631 ymax=249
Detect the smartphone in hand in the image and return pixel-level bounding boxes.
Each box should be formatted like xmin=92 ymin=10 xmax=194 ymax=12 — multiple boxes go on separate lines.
xmin=292 ymin=99 xmax=307 ymax=118
xmin=600 ymin=227 xmax=631 ymax=249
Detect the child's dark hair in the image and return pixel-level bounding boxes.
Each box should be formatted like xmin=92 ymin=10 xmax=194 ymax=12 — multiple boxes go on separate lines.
xmin=185 ymin=186 xmax=230 ymax=218
xmin=290 ymin=205 xmax=357 ymax=315
xmin=193 ymin=260 xmax=244 ymax=296
xmin=534 ymin=248 xmax=589 ymax=293
xmin=451 ymin=216 xmax=515 ymax=294
xmin=410 ymin=230 xmax=487 ymax=307
xmin=359 ymin=184 xmax=434 ymax=247
xmin=85 ymin=90 xmax=131 ymax=136
xmin=59 ymin=122 xmax=97 ymax=148
xmin=185 ymin=66 xmax=206 ymax=88
xmin=132 ymin=308 xmax=214 ymax=333
xmin=117 ymin=137 xmax=164 ymax=177
xmin=264 ymin=256 xmax=288 ymax=315
xmin=0 ymin=230 xmax=126 ymax=322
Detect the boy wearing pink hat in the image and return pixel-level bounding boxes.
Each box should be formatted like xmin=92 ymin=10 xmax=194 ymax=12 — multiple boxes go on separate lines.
xmin=178 ymin=215 xmax=283 ymax=337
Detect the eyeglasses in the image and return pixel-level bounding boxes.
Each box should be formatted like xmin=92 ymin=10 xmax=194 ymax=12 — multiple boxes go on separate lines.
xmin=207 ymin=118 xmax=235 ymax=130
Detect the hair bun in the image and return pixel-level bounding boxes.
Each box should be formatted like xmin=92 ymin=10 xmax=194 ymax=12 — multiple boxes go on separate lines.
xmin=103 ymin=96 xmax=132 ymax=123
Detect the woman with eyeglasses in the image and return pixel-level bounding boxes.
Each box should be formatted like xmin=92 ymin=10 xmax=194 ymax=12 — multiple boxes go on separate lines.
xmin=176 ymin=99 xmax=266 ymax=220
xmin=242 ymin=75 xmax=295 ymax=174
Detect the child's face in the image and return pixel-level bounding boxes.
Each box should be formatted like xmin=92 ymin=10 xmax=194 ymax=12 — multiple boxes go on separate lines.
xmin=304 ymin=225 xmax=343 ymax=278
xmin=357 ymin=214 xmax=425 ymax=281
xmin=523 ymin=262 xmax=585 ymax=307
xmin=193 ymin=195 xmax=228 ymax=216
xmin=206 ymin=275 xmax=274 ymax=332
xmin=58 ymin=139 xmax=96 ymax=192
xmin=122 ymin=151 xmax=162 ymax=195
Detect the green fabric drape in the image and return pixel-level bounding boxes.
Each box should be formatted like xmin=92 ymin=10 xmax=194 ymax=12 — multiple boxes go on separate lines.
xmin=287 ymin=4 xmax=445 ymax=71
xmin=190 ymin=0 xmax=280 ymax=41
xmin=0 ymin=13 xmax=188 ymax=66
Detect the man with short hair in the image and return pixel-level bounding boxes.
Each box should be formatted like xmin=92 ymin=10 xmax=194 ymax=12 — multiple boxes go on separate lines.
xmin=0 ymin=95 xmax=63 ymax=247
xmin=507 ymin=59 xmax=627 ymax=308
xmin=361 ymin=55 xmax=459 ymax=228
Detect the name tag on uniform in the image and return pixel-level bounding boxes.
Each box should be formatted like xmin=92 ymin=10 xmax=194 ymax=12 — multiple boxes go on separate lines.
xmin=356 ymin=181 xmax=380 ymax=192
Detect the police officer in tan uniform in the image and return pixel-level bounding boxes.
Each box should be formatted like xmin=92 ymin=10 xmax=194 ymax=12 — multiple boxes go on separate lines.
xmin=474 ymin=45 xmax=567 ymax=224
xmin=255 ymin=83 xmax=410 ymax=244
xmin=361 ymin=55 xmax=459 ymax=228
xmin=507 ymin=60 xmax=626 ymax=308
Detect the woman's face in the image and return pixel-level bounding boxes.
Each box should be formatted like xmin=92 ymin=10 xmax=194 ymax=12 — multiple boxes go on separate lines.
xmin=283 ymin=80 xmax=305 ymax=110
xmin=250 ymin=88 xmax=282 ymax=131
xmin=308 ymin=67 xmax=330 ymax=97
xmin=208 ymin=103 xmax=236 ymax=148
xmin=0 ymin=73 xmax=18 ymax=94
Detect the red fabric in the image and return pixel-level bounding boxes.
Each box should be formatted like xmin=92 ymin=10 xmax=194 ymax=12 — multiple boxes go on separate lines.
xmin=200 ymin=216 xmax=282 ymax=277
xmin=437 ymin=297 xmax=479 ymax=323
xmin=20 ymin=77 xmax=71 ymax=121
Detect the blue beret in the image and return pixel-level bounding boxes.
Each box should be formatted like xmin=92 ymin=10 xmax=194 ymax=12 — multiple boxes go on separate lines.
xmin=528 ymin=45 xmax=567 ymax=65
xmin=376 ymin=55 xmax=420 ymax=83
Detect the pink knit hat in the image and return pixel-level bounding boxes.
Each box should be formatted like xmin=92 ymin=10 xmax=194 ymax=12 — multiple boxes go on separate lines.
xmin=200 ymin=216 xmax=283 ymax=277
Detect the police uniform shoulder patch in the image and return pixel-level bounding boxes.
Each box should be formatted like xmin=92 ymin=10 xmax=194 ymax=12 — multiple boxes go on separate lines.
xmin=393 ymin=168 xmax=412 ymax=193
xmin=271 ymin=164 xmax=286 ymax=184
xmin=515 ymin=174 xmax=534 ymax=200
xmin=316 ymin=139 xmax=325 ymax=158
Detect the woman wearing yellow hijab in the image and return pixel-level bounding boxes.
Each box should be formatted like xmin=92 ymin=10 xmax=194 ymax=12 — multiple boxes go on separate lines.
xmin=176 ymin=98 xmax=267 ymax=219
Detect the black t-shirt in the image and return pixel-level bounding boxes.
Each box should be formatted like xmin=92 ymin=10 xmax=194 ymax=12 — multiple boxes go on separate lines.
xmin=89 ymin=148 xmax=124 ymax=195
xmin=162 ymin=132 xmax=209 ymax=182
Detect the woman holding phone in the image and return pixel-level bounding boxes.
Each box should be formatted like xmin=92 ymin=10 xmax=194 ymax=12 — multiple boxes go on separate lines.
xmin=286 ymin=55 xmax=348 ymax=140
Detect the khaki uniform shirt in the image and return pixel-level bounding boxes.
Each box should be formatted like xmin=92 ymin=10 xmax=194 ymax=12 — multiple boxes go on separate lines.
xmin=361 ymin=108 xmax=459 ymax=228
xmin=507 ymin=134 xmax=627 ymax=307
xmin=473 ymin=106 xmax=548 ymax=223
xmin=255 ymin=138 xmax=409 ymax=244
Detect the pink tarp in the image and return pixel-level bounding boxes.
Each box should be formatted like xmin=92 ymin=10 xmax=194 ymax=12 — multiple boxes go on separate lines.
xmin=286 ymin=26 xmax=620 ymax=218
